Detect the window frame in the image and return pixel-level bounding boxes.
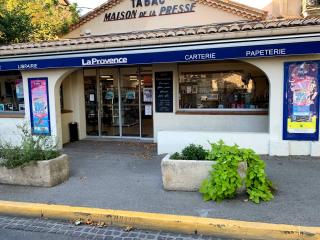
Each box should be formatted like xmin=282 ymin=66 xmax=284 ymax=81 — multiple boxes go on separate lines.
xmin=0 ymin=72 xmax=25 ymax=116
xmin=177 ymin=70 xmax=269 ymax=115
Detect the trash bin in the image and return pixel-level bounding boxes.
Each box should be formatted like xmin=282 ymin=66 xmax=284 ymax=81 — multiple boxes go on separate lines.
xmin=69 ymin=122 xmax=79 ymax=142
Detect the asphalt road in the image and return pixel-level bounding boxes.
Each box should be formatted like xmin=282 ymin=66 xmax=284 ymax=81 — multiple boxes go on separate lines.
xmin=0 ymin=141 xmax=319 ymax=226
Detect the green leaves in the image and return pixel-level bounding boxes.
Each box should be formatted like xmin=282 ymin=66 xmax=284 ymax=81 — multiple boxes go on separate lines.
xmin=170 ymin=144 xmax=208 ymax=160
xmin=0 ymin=0 xmax=80 ymax=44
xmin=199 ymin=141 xmax=274 ymax=204
xmin=0 ymin=5 xmax=34 ymax=44
xmin=0 ymin=123 xmax=60 ymax=169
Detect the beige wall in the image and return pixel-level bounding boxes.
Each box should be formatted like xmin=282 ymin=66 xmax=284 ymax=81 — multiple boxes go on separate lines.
xmin=270 ymin=0 xmax=302 ymax=18
xmin=65 ymin=0 xmax=246 ymax=38
xmin=60 ymin=70 xmax=86 ymax=145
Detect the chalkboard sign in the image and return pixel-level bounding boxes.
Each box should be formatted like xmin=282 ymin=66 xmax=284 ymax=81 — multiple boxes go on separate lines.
xmin=155 ymin=71 xmax=173 ymax=113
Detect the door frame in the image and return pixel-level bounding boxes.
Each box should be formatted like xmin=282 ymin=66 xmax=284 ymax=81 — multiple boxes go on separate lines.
xmin=85 ymin=65 xmax=154 ymax=140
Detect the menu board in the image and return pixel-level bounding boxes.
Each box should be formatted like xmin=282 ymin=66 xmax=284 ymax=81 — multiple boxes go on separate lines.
xmin=155 ymin=72 xmax=173 ymax=113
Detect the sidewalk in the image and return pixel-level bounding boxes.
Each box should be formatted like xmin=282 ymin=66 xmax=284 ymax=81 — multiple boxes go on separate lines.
xmin=0 ymin=140 xmax=319 ymax=227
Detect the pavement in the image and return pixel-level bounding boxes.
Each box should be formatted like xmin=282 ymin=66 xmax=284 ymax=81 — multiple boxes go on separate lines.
xmin=0 ymin=215 xmax=232 ymax=240
xmin=0 ymin=140 xmax=320 ymax=227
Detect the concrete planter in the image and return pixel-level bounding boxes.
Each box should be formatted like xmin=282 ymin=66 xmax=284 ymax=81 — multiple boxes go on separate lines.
xmin=0 ymin=154 xmax=69 ymax=187
xmin=161 ymin=154 xmax=247 ymax=192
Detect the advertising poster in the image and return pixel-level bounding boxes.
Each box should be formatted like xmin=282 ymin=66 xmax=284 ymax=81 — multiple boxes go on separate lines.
xmin=15 ymin=79 xmax=24 ymax=99
xmin=28 ymin=78 xmax=51 ymax=135
xmin=283 ymin=62 xmax=319 ymax=141
xmin=143 ymin=88 xmax=153 ymax=102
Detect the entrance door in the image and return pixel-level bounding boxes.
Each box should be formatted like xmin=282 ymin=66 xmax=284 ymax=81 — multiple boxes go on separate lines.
xmin=120 ymin=71 xmax=140 ymax=137
xmin=99 ymin=71 xmax=120 ymax=137
xmin=120 ymin=67 xmax=154 ymax=138
xmin=84 ymin=66 xmax=153 ymax=139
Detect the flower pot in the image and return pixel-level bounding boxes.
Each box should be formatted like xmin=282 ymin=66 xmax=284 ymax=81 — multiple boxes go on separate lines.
xmin=0 ymin=154 xmax=69 ymax=187
xmin=161 ymin=154 xmax=247 ymax=192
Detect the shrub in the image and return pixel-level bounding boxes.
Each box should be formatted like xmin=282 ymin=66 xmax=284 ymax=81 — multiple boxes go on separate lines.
xmin=0 ymin=123 xmax=60 ymax=169
xmin=200 ymin=140 xmax=273 ymax=203
xmin=170 ymin=144 xmax=208 ymax=160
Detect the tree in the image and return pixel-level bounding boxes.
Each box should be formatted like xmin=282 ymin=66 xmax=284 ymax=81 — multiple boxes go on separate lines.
xmin=0 ymin=0 xmax=79 ymax=44
xmin=0 ymin=5 xmax=34 ymax=44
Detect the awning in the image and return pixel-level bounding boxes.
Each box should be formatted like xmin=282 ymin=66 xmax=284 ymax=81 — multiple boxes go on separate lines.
xmin=0 ymin=34 xmax=319 ymax=71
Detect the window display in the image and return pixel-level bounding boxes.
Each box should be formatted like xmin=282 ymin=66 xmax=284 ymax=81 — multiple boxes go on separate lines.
xmin=179 ymin=71 xmax=269 ymax=111
xmin=0 ymin=71 xmax=24 ymax=112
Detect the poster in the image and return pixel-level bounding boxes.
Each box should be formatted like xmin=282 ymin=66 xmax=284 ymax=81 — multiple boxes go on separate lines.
xmin=28 ymin=78 xmax=51 ymax=135
xmin=15 ymin=79 xmax=24 ymax=99
xmin=143 ymin=88 xmax=153 ymax=102
xmin=145 ymin=105 xmax=152 ymax=116
xmin=283 ymin=62 xmax=319 ymax=141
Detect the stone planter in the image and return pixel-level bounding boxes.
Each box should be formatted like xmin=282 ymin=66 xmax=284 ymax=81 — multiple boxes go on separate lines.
xmin=0 ymin=154 xmax=69 ymax=187
xmin=161 ymin=154 xmax=247 ymax=192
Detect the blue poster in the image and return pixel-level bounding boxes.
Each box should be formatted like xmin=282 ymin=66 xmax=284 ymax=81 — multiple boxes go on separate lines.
xmin=283 ymin=61 xmax=319 ymax=141
xmin=28 ymin=78 xmax=51 ymax=135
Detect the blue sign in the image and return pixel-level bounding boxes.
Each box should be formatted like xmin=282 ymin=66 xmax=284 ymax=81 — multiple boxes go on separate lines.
xmin=0 ymin=40 xmax=320 ymax=71
xmin=283 ymin=61 xmax=320 ymax=141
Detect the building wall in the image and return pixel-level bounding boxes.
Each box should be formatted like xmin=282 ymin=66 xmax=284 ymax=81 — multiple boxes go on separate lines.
xmin=0 ymin=118 xmax=24 ymax=145
xmin=154 ymin=55 xmax=320 ymax=156
xmin=65 ymin=0 xmax=246 ymax=38
xmin=270 ymin=0 xmax=302 ymax=18
xmin=152 ymin=63 xmax=269 ymax=141
xmin=1 ymin=54 xmax=319 ymax=156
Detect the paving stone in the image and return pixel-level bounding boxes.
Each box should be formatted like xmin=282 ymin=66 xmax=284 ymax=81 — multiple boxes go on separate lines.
xmin=0 ymin=215 xmax=234 ymax=240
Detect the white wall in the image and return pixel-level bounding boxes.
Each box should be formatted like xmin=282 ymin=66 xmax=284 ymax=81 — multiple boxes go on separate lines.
xmin=21 ymin=69 xmax=77 ymax=148
xmin=158 ymin=131 xmax=269 ymax=155
xmin=152 ymin=63 xmax=269 ymax=142
xmin=154 ymin=55 xmax=320 ymax=156
xmin=0 ymin=118 xmax=24 ymax=145
xmin=245 ymin=55 xmax=320 ymax=156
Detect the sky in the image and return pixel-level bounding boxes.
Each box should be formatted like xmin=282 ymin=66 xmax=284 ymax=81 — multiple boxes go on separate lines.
xmin=69 ymin=0 xmax=273 ymax=15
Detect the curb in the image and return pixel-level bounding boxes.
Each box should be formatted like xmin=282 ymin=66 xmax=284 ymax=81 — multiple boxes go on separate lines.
xmin=0 ymin=200 xmax=319 ymax=240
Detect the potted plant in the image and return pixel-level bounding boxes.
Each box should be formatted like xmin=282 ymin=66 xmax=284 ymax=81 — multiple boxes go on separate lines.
xmin=161 ymin=141 xmax=274 ymax=204
xmin=161 ymin=143 xmax=247 ymax=192
xmin=0 ymin=123 xmax=69 ymax=187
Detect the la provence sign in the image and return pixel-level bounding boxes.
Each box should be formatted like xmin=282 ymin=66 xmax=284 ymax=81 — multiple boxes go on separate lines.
xmin=1 ymin=40 xmax=320 ymax=71
xmin=104 ymin=0 xmax=196 ymax=22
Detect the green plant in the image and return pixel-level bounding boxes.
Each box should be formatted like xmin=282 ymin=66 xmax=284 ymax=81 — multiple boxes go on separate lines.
xmin=200 ymin=140 xmax=273 ymax=203
xmin=0 ymin=123 xmax=60 ymax=169
xmin=170 ymin=144 xmax=207 ymax=160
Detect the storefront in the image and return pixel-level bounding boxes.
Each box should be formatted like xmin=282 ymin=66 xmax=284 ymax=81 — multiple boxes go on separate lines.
xmin=0 ymin=0 xmax=319 ymax=156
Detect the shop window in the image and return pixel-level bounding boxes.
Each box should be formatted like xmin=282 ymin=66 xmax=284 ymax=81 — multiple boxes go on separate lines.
xmin=0 ymin=71 xmax=24 ymax=113
xmin=179 ymin=71 xmax=269 ymax=111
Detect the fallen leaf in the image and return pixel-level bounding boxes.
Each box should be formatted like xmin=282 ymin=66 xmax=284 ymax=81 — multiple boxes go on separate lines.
xmin=74 ymin=220 xmax=83 ymax=226
xmin=124 ymin=226 xmax=134 ymax=232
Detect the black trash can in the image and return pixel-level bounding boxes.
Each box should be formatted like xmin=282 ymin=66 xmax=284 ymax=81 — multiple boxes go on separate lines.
xmin=69 ymin=122 xmax=79 ymax=142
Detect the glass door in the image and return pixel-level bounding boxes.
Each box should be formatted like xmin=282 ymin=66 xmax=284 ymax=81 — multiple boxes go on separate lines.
xmin=120 ymin=70 xmax=141 ymax=137
xmin=140 ymin=72 xmax=153 ymax=138
xmin=99 ymin=71 xmax=120 ymax=137
xmin=84 ymin=66 xmax=153 ymax=139
xmin=84 ymin=69 xmax=99 ymax=136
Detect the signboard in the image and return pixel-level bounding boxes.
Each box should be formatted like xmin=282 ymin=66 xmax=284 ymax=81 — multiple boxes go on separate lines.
xmin=104 ymin=1 xmax=196 ymax=22
xmin=1 ymin=40 xmax=320 ymax=71
xmin=283 ymin=61 xmax=319 ymax=141
xmin=28 ymin=78 xmax=51 ymax=135
xmin=155 ymin=71 xmax=173 ymax=113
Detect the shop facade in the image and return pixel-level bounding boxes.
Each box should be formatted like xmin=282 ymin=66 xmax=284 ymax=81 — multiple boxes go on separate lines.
xmin=0 ymin=0 xmax=319 ymax=156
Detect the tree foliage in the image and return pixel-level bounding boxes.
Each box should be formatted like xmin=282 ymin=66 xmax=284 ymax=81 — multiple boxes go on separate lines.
xmin=0 ymin=0 xmax=79 ymax=44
